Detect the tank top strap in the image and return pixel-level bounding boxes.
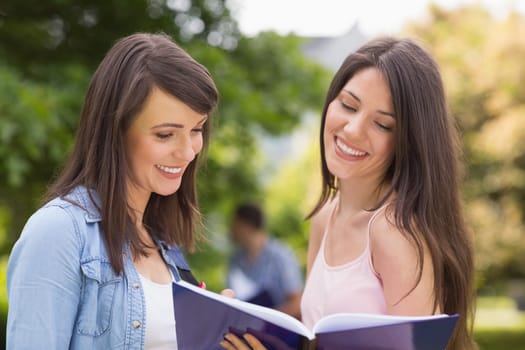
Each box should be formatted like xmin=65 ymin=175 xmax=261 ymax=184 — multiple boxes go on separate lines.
xmin=367 ymin=202 xmax=390 ymax=236
xmin=320 ymin=200 xmax=339 ymax=249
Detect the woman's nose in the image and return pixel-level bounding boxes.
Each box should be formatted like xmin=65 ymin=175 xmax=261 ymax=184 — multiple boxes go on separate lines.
xmin=173 ymin=134 xmax=196 ymax=162
xmin=343 ymin=113 xmax=366 ymax=138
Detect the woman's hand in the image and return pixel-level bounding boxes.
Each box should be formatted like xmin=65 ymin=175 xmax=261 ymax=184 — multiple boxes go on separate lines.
xmin=220 ymin=332 xmax=267 ymax=350
xmin=217 ymin=289 xmax=266 ymax=349
xmin=219 ymin=328 xmax=295 ymax=350
xmin=216 ymin=290 xmax=292 ymax=350
xmin=220 ymin=288 xmax=235 ymax=298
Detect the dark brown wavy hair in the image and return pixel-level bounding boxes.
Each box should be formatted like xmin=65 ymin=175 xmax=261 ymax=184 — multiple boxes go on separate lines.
xmin=46 ymin=33 xmax=218 ymax=273
xmin=308 ymin=37 xmax=476 ymax=349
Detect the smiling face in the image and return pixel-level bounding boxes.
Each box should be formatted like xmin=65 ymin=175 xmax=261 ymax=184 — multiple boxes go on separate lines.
xmin=323 ymin=67 xmax=396 ymax=186
xmin=125 ymin=87 xmax=207 ymax=211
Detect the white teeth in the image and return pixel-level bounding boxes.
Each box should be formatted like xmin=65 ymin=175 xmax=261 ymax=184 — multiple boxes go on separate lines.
xmin=156 ymin=164 xmax=182 ymax=174
xmin=336 ymin=138 xmax=367 ymax=156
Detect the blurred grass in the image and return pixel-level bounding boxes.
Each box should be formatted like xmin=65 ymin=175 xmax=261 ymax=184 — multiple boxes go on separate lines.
xmin=474 ymin=296 xmax=525 ymax=349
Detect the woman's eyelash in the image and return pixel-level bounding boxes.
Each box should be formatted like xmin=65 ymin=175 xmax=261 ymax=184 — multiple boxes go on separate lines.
xmin=341 ymin=102 xmax=356 ymax=111
xmin=156 ymin=133 xmax=172 ymax=139
xmin=376 ymin=122 xmax=392 ymax=131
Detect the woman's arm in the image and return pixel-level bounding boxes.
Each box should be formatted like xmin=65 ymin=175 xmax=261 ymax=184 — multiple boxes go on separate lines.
xmin=370 ymin=210 xmax=438 ymax=316
xmin=7 ymin=205 xmax=83 ymax=349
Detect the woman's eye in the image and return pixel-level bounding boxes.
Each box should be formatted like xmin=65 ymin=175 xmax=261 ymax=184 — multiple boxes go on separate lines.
xmin=191 ymin=127 xmax=204 ymax=133
xmin=341 ymin=102 xmax=357 ymax=112
xmin=156 ymin=133 xmax=172 ymax=140
xmin=376 ymin=122 xmax=393 ymax=131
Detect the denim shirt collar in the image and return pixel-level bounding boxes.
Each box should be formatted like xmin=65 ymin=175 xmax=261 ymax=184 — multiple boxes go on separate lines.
xmin=65 ymin=186 xmax=102 ymax=223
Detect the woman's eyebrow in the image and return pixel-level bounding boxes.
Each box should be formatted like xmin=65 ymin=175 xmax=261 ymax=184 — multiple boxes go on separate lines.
xmin=342 ymin=89 xmax=395 ymax=118
xmin=151 ymin=123 xmax=184 ymax=129
xmin=150 ymin=116 xmax=208 ymax=130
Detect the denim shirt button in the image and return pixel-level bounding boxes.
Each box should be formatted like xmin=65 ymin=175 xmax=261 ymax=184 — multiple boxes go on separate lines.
xmin=132 ymin=320 xmax=141 ymax=329
xmin=132 ymin=282 xmax=140 ymax=289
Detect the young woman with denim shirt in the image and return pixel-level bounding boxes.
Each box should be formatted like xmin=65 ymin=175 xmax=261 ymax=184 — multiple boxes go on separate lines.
xmin=7 ymin=32 xmax=218 ymax=349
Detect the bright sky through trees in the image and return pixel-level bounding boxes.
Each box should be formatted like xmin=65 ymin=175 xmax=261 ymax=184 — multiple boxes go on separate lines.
xmin=232 ymin=0 xmax=525 ymax=36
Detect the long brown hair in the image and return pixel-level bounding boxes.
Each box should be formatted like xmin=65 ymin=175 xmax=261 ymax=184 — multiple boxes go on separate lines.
xmin=46 ymin=33 xmax=218 ymax=273
xmin=308 ymin=37 xmax=476 ymax=349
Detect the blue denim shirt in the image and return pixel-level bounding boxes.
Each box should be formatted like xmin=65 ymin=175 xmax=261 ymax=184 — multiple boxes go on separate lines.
xmin=7 ymin=186 xmax=193 ymax=349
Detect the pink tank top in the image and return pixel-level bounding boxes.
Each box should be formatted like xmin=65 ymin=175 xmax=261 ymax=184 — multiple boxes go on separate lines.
xmin=300 ymin=204 xmax=387 ymax=330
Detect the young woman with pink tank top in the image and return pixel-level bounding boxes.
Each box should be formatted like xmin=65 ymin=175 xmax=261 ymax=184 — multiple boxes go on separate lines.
xmin=299 ymin=37 xmax=476 ymax=350
xmin=221 ymin=37 xmax=476 ymax=350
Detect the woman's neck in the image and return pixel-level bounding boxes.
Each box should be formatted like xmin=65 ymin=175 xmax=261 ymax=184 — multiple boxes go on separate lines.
xmin=337 ymin=177 xmax=391 ymax=213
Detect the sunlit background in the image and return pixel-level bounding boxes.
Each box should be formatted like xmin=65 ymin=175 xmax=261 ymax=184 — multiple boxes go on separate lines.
xmin=1 ymin=0 xmax=524 ymax=348
xmin=235 ymin=0 xmax=525 ymax=37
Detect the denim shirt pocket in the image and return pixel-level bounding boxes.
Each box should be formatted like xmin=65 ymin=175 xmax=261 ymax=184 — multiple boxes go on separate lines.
xmin=77 ymin=258 xmax=122 ymax=336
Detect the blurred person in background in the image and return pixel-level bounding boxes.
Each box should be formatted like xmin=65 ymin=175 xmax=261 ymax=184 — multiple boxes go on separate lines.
xmin=226 ymin=202 xmax=303 ymax=319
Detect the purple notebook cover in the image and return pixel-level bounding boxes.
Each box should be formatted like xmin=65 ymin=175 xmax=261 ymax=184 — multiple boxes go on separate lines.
xmin=315 ymin=314 xmax=459 ymax=350
xmin=173 ymin=283 xmax=301 ymax=349
xmin=172 ymin=282 xmax=459 ymax=350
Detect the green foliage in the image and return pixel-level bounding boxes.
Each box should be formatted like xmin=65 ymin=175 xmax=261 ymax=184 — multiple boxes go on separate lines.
xmin=0 ymin=0 xmax=239 ymax=70
xmin=227 ymin=33 xmax=328 ymax=134
xmin=0 ymin=63 xmax=88 ymax=251
xmin=199 ymin=32 xmax=329 ymax=214
xmin=264 ymin=120 xmax=322 ymax=265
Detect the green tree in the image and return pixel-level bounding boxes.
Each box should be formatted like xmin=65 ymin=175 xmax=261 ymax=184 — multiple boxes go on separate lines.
xmin=0 ymin=0 xmax=239 ymax=69
xmin=0 ymin=64 xmax=88 ymax=251
xmin=263 ymin=116 xmax=321 ymax=262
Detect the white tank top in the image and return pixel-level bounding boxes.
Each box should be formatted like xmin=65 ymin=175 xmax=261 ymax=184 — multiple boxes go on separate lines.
xmin=301 ymin=204 xmax=388 ymax=330
xmin=139 ymin=274 xmax=178 ymax=349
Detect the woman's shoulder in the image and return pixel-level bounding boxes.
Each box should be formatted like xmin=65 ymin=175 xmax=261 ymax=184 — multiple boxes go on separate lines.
xmin=308 ymin=198 xmax=339 ymax=253
xmin=9 ymin=202 xmax=85 ymax=276
xmin=369 ymin=206 xmax=428 ymax=270
xmin=370 ymin=206 xmax=405 ymax=248
xmin=309 ymin=198 xmax=336 ymax=239
xmin=55 ymin=186 xmax=102 ymax=218
xmin=19 ymin=186 xmax=103 ymax=246
xmin=20 ymin=201 xmax=82 ymax=246
xmin=369 ymin=205 xmax=438 ymax=314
